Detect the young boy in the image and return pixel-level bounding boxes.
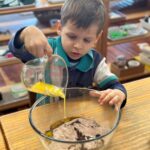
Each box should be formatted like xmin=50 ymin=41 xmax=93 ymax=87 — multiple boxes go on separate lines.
xmin=9 ymin=0 xmax=127 ymax=110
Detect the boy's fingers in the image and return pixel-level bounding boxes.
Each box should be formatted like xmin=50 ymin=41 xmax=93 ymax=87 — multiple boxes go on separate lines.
xmin=45 ymin=44 xmax=53 ymax=57
xmin=109 ymin=95 xmax=119 ymax=105
xmin=101 ymin=92 xmax=115 ymax=104
xmin=108 ymin=96 xmax=121 ymax=111
xmin=36 ymin=47 xmax=45 ymax=57
xmin=89 ymin=90 xmax=101 ymax=97
xmin=99 ymin=89 xmax=112 ymax=99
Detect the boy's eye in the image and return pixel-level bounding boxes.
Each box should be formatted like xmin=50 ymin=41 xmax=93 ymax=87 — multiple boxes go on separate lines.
xmin=67 ymin=34 xmax=76 ymax=40
xmin=84 ymin=38 xmax=91 ymax=43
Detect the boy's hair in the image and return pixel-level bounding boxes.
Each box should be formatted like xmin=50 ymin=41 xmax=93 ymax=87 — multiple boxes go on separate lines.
xmin=61 ymin=0 xmax=105 ymax=35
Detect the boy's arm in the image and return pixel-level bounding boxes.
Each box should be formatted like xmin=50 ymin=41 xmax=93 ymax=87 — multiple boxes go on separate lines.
xmin=94 ymin=58 xmax=127 ymax=108
xmin=9 ymin=27 xmax=35 ymax=63
xmin=9 ymin=26 xmax=53 ymax=63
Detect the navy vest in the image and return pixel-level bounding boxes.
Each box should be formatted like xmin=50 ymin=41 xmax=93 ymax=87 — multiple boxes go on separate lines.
xmin=68 ymin=51 xmax=102 ymax=88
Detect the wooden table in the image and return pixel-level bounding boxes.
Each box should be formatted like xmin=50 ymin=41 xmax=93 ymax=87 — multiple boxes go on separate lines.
xmin=0 ymin=128 xmax=7 ymax=150
xmin=107 ymin=77 xmax=150 ymax=150
xmin=0 ymin=77 xmax=150 ymax=150
xmin=0 ymin=110 xmax=44 ymax=150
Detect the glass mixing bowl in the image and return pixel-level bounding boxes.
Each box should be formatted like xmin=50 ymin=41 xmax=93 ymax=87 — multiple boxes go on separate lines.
xmin=29 ymin=88 xmax=121 ymax=150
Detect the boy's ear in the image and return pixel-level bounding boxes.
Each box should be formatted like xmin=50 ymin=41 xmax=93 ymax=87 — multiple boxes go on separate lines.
xmin=56 ymin=20 xmax=62 ymax=35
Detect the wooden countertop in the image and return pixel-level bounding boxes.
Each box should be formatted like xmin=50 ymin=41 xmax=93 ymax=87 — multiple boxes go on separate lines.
xmin=0 ymin=77 xmax=150 ymax=150
xmin=107 ymin=77 xmax=150 ymax=150
xmin=0 ymin=110 xmax=44 ymax=150
xmin=0 ymin=128 xmax=7 ymax=150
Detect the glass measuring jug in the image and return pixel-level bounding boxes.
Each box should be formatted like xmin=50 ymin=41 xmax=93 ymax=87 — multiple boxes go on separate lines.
xmin=21 ymin=55 xmax=68 ymax=98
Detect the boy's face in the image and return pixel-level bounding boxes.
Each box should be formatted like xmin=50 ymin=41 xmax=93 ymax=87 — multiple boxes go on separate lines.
xmin=58 ymin=21 xmax=100 ymax=60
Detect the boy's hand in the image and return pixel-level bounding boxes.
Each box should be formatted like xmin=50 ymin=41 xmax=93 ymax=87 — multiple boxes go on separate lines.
xmin=20 ymin=26 xmax=53 ymax=58
xmin=90 ymin=89 xmax=125 ymax=111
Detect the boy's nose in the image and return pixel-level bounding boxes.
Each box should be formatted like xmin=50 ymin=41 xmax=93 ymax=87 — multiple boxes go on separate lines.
xmin=73 ymin=40 xmax=83 ymax=49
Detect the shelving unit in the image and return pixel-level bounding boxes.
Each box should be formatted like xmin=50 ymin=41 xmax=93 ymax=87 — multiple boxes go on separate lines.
xmin=96 ymin=1 xmax=135 ymax=57
xmin=107 ymin=0 xmax=150 ymax=82
xmin=108 ymin=0 xmax=150 ymax=44
xmin=0 ymin=0 xmax=61 ymax=43
xmin=107 ymin=32 xmax=150 ymax=46
xmin=110 ymin=1 xmax=150 ymax=23
xmin=0 ymin=0 xmax=62 ymax=15
xmin=0 ymin=24 xmax=57 ymax=43
xmin=0 ymin=0 xmax=62 ymax=68
xmin=0 ymin=0 xmax=64 ymax=112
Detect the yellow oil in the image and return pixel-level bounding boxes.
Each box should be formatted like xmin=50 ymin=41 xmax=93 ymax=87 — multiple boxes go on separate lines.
xmin=28 ymin=81 xmax=65 ymax=98
xmin=63 ymin=97 xmax=66 ymax=118
xmin=28 ymin=81 xmax=66 ymax=117
xmin=45 ymin=116 xmax=79 ymax=137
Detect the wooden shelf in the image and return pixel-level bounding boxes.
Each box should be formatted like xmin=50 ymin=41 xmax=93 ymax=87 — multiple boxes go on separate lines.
xmin=108 ymin=4 xmax=150 ymax=46
xmin=0 ymin=34 xmax=11 ymax=43
xmin=0 ymin=27 xmax=57 ymax=43
xmin=0 ymin=0 xmax=62 ymax=15
xmin=0 ymin=63 xmax=23 ymax=86
xmin=0 ymin=1 xmax=59 ymax=43
xmin=107 ymin=0 xmax=150 ymax=82
xmin=110 ymin=8 xmax=150 ymax=24
xmin=0 ymin=85 xmax=29 ymax=112
xmin=0 ymin=64 xmax=30 ymax=112
xmin=123 ymin=8 xmax=150 ymax=22
xmin=119 ymin=68 xmax=150 ymax=82
xmin=0 ymin=57 xmax=21 ymax=67
xmin=0 ymin=12 xmax=58 ymax=43
xmin=108 ymin=61 xmax=150 ymax=83
xmin=108 ymin=32 xmax=150 ymax=46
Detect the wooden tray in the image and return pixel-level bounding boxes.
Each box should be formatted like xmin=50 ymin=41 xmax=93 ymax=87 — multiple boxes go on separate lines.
xmin=111 ymin=59 xmax=145 ymax=78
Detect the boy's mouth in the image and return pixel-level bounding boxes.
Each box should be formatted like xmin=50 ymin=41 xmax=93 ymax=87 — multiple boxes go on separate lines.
xmin=70 ymin=52 xmax=81 ymax=58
